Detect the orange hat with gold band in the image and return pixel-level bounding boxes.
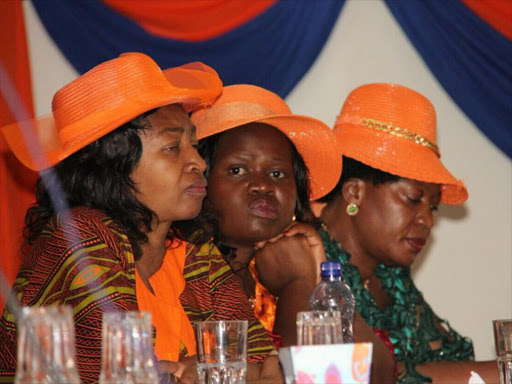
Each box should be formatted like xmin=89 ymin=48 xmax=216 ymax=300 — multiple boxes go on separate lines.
xmin=1 ymin=52 xmax=223 ymax=172
xmin=333 ymin=83 xmax=467 ymax=205
xmin=191 ymin=84 xmax=342 ymax=200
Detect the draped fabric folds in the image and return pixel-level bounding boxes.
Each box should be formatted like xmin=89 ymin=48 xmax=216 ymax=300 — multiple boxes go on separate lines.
xmin=102 ymin=0 xmax=277 ymax=42
xmin=31 ymin=0 xmax=345 ymax=98
xmin=461 ymin=0 xmax=512 ymax=41
xmin=0 ymin=1 xmax=37 ymax=311
xmin=384 ymin=0 xmax=512 ymax=158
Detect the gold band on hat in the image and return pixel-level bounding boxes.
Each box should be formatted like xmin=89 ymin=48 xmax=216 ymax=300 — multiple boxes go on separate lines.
xmin=362 ymin=118 xmax=440 ymax=157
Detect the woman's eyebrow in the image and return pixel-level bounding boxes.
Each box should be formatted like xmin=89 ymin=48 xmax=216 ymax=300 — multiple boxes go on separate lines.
xmin=158 ymin=126 xmax=185 ymax=136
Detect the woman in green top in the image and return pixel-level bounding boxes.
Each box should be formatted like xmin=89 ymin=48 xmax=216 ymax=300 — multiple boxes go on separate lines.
xmin=316 ymin=83 xmax=498 ymax=383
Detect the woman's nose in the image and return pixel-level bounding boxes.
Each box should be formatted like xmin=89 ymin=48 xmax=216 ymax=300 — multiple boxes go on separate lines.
xmin=416 ymin=204 xmax=435 ymax=229
xmin=247 ymin=174 xmax=275 ymax=195
xmin=188 ymin=147 xmax=207 ymax=174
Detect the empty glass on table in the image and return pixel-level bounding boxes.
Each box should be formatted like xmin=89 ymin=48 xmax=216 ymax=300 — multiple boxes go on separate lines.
xmin=194 ymin=320 xmax=248 ymax=384
xmin=296 ymin=310 xmax=343 ymax=346
xmin=494 ymin=319 xmax=512 ymax=384
xmin=99 ymin=311 xmax=158 ymax=384
xmin=15 ymin=305 xmax=80 ymax=384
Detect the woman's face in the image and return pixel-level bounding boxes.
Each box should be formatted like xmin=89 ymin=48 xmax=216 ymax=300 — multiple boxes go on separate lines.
xmin=130 ymin=104 xmax=207 ymax=225
xmin=207 ymin=123 xmax=297 ymax=247
xmin=354 ymin=178 xmax=441 ymax=267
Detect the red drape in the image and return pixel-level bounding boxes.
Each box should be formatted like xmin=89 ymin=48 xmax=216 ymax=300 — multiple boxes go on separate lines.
xmin=461 ymin=0 xmax=512 ymax=41
xmin=0 ymin=0 xmax=37 ymax=311
xmin=102 ymin=0 xmax=277 ymax=41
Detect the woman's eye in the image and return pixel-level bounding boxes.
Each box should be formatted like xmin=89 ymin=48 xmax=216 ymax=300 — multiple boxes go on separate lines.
xmin=407 ymin=196 xmax=421 ymax=204
xmin=164 ymin=144 xmax=179 ymax=152
xmin=270 ymin=170 xmax=285 ymax=179
xmin=229 ymin=166 xmax=246 ymax=175
xmin=430 ymin=205 xmax=439 ymax=212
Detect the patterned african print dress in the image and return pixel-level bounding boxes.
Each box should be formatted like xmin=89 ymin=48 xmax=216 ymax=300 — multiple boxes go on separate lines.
xmin=0 ymin=206 xmax=274 ymax=384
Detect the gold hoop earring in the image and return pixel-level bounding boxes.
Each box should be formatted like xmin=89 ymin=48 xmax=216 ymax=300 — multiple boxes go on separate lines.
xmin=346 ymin=203 xmax=359 ymax=216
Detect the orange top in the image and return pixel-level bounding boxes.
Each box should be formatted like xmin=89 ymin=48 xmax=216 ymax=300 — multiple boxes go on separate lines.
xmin=135 ymin=241 xmax=196 ymax=361
xmin=249 ymin=259 xmax=277 ymax=333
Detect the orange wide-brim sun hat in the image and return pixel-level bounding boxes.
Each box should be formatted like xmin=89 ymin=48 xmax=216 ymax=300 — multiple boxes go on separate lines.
xmin=1 ymin=52 xmax=223 ymax=172
xmin=191 ymin=84 xmax=342 ymax=201
xmin=333 ymin=83 xmax=468 ymax=205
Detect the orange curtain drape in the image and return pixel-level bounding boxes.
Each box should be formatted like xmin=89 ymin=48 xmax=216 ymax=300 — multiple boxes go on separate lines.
xmin=102 ymin=0 xmax=276 ymax=41
xmin=461 ymin=0 xmax=512 ymax=41
xmin=0 ymin=0 xmax=37 ymax=311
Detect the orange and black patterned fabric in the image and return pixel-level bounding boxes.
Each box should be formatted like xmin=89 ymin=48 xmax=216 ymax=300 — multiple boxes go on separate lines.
xmin=0 ymin=206 xmax=274 ymax=383
xmin=181 ymin=242 xmax=276 ymax=362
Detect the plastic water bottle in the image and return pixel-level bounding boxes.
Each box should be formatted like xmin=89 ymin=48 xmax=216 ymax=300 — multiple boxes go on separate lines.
xmin=310 ymin=261 xmax=355 ymax=343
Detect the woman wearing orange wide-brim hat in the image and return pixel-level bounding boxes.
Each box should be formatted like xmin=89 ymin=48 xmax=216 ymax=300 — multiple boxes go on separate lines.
xmin=193 ymin=84 xmax=397 ymax=383
xmin=317 ymin=83 xmax=498 ymax=383
xmin=0 ymin=53 xmax=279 ymax=383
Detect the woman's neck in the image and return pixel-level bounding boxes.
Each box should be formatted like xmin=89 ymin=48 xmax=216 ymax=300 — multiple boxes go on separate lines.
xmin=320 ymin=199 xmax=379 ymax=280
xmin=136 ymin=221 xmax=172 ymax=282
xmin=220 ymin=241 xmax=254 ymax=270
xmin=217 ymin=240 xmax=255 ymax=298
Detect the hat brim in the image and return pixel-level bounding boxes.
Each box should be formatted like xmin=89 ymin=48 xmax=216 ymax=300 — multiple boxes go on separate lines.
xmin=1 ymin=62 xmax=222 ymax=172
xmin=198 ymin=114 xmax=341 ymax=201
xmin=337 ymin=122 xmax=468 ymax=205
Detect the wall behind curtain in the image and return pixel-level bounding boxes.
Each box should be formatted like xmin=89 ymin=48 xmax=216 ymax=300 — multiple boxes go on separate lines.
xmin=21 ymin=0 xmax=512 ymax=361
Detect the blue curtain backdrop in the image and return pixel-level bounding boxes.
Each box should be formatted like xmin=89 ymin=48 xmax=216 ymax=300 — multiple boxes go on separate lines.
xmin=384 ymin=0 xmax=512 ymax=158
xmin=31 ymin=0 xmax=512 ymax=158
xmin=31 ymin=0 xmax=345 ymax=99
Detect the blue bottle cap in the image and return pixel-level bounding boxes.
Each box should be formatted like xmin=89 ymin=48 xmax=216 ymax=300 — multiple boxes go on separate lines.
xmin=320 ymin=261 xmax=342 ymax=278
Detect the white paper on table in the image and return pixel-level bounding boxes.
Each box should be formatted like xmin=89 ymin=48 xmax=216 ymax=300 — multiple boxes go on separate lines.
xmin=279 ymin=343 xmax=373 ymax=384
xmin=468 ymin=371 xmax=486 ymax=384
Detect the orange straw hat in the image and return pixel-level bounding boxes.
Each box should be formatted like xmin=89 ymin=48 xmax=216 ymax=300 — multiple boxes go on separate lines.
xmin=333 ymin=83 xmax=467 ymax=205
xmin=191 ymin=84 xmax=341 ymax=200
xmin=1 ymin=52 xmax=222 ymax=171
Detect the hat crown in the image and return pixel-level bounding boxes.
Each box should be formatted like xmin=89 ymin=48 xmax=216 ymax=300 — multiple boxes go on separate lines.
xmin=192 ymin=84 xmax=341 ymax=200
xmin=336 ymin=83 xmax=437 ymax=144
xmin=215 ymin=84 xmax=291 ymax=115
xmin=332 ymin=83 xmax=468 ymax=205
xmin=52 ymin=53 xmax=168 ymax=136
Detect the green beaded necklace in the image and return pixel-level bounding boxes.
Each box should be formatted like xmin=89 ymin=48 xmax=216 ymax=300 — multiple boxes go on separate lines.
xmin=318 ymin=227 xmax=474 ymax=383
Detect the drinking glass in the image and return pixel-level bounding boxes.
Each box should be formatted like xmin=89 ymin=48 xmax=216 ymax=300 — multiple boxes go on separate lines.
xmin=493 ymin=319 xmax=512 ymax=384
xmin=99 ymin=311 xmax=158 ymax=384
xmin=296 ymin=310 xmax=343 ymax=346
xmin=194 ymin=320 xmax=248 ymax=384
xmin=15 ymin=305 xmax=80 ymax=384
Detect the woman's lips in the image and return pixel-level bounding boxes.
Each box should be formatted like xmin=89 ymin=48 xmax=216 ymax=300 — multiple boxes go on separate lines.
xmin=406 ymin=238 xmax=426 ymax=252
xmin=186 ymin=179 xmax=207 ymax=196
xmin=248 ymin=199 xmax=278 ymax=219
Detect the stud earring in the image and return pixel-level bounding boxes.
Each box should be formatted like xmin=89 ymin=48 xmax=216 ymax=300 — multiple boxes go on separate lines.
xmin=346 ymin=203 xmax=359 ymax=216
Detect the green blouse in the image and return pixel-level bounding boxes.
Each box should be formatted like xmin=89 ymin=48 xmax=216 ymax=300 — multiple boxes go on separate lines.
xmin=318 ymin=228 xmax=474 ymax=383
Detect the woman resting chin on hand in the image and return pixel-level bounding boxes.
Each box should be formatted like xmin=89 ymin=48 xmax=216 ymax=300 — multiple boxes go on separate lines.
xmin=192 ymin=84 xmax=396 ymax=384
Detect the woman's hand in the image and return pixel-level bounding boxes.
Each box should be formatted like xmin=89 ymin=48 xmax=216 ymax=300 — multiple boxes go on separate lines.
xmin=158 ymin=355 xmax=197 ymax=383
xmin=253 ymin=234 xmax=316 ymax=295
xmin=254 ymin=222 xmax=326 ymax=286
xmin=247 ymin=355 xmax=284 ymax=383
xmin=252 ymin=223 xmax=323 ymax=346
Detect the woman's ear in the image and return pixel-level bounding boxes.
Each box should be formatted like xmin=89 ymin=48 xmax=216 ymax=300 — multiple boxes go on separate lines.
xmin=341 ymin=178 xmax=366 ymax=206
